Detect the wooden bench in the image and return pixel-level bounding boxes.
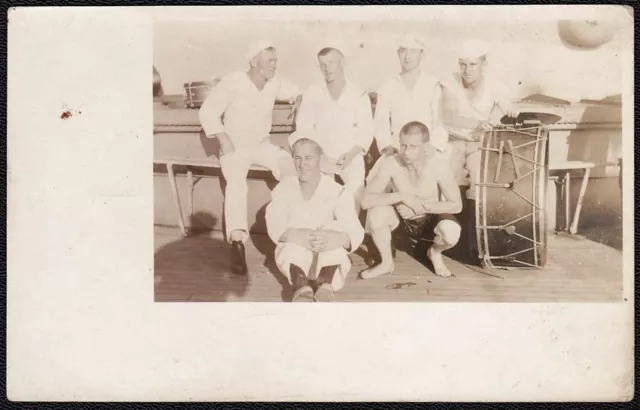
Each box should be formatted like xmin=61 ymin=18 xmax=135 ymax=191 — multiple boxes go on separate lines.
xmin=154 ymin=156 xmax=269 ymax=236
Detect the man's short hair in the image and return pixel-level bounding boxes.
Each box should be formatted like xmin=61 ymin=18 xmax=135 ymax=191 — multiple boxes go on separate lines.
xmin=399 ymin=121 xmax=430 ymax=143
xmin=292 ymin=137 xmax=323 ymax=155
xmin=317 ymin=47 xmax=344 ymax=58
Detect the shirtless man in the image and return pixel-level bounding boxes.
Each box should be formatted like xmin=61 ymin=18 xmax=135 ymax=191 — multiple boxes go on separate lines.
xmin=441 ymin=39 xmax=520 ymax=201
xmin=360 ymin=121 xmax=463 ymax=278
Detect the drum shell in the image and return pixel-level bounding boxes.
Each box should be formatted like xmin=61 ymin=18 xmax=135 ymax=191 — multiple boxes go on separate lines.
xmin=476 ymin=125 xmax=549 ymax=268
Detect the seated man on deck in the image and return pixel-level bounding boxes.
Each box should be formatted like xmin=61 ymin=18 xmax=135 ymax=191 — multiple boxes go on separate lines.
xmin=293 ymin=39 xmax=374 ymax=210
xmin=265 ymin=135 xmax=365 ymax=302
xmin=198 ymin=40 xmax=301 ymax=275
xmin=360 ymin=121 xmax=462 ymax=278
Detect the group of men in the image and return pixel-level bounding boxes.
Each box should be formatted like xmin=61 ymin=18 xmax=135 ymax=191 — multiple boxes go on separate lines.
xmin=198 ymin=34 xmax=519 ymax=302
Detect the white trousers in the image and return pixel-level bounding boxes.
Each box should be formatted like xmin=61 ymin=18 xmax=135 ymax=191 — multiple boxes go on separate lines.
xmin=219 ymin=141 xmax=294 ymax=243
xmin=275 ymin=243 xmax=351 ymax=291
xmin=446 ymin=140 xmax=481 ymax=200
xmin=273 ymin=220 xmax=352 ymax=291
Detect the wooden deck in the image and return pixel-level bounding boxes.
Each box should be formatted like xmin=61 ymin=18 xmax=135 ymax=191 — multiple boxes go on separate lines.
xmin=154 ymin=226 xmax=623 ymax=303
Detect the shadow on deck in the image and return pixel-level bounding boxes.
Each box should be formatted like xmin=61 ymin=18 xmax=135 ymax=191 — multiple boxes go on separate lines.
xmin=154 ymin=223 xmax=624 ymax=303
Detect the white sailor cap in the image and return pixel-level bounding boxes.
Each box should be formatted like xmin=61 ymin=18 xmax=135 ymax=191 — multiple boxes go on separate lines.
xmin=316 ymin=37 xmax=348 ymax=56
xmin=397 ymin=34 xmax=426 ymax=50
xmin=288 ymin=131 xmax=304 ymax=148
xmin=458 ymin=39 xmax=490 ymax=60
xmin=288 ymin=132 xmax=324 ymax=152
xmin=245 ymin=39 xmax=275 ymax=62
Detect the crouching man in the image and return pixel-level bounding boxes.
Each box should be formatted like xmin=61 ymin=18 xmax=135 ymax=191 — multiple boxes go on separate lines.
xmin=361 ymin=121 xmax=463 ymax=278
xmin=265 ymin=136 xmax=364 ymax=302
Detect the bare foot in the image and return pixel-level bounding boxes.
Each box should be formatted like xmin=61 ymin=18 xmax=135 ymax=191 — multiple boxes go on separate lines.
xmin=360 ymin=261 xmax=395 ymax=279
xmin=427 ymin=247 xmax=452 ymax=277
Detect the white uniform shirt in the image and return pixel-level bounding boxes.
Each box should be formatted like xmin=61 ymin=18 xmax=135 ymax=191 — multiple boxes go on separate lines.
xmin=441 ymin=73 xmax=511 ymax=140
xmin=374 ymin=71 xmax=449 ymax=152
xmin=198 ymin=71 xmax=300 ymax=148
xmin=295 ymin=81 xmax=374 ymax=159
xmin=265 ymin=174 xmax=364 ymax=252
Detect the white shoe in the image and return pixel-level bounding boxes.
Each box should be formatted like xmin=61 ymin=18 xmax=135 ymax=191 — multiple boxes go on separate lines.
xmin=291 ymin=285 xmax=315 ymax=302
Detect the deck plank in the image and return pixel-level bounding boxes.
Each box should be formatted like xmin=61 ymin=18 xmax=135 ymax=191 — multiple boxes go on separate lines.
xmin=154 ymin=226 xmax=623 ymax=302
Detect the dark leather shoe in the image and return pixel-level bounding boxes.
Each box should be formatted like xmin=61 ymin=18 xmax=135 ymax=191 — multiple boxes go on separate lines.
xmin=230 ymin=241 xmax=248 ymax=275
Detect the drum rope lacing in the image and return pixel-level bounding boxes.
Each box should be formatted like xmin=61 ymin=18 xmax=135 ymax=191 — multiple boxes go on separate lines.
xmin=475 ymin=123 xmax=548 ymax=269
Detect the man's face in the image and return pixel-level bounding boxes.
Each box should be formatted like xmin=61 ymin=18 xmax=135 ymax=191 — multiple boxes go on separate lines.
xmin=398 ymin=47 xmax=422 ymax=72
xmin=318 ymin=49 xmax=345 ymax=83
xmin=458 ymin=56 xmax=486 ymax=86
xmin=293 ymin=142 xmax=322 ymax=182
xmin=253 ymin=48 xmax=278 ymax=80
xmin=399 ymin=132 xmax=426 ymax=165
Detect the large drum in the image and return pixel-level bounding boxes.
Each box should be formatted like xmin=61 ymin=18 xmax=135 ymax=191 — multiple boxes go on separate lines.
xmin=184 ymin=79 xmax=220 ymax=109
xmin=475 ymin=121 xmax=549 ymax=269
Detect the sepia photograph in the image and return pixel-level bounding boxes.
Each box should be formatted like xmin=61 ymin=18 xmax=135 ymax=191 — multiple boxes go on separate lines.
xmin=153 ymin=16 xmax=627 ymax=303
xmin=7 ymin=5 xmax=634 ymax=402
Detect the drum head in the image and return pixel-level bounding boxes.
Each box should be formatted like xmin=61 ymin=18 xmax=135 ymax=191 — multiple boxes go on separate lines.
xmin=500 ymin=112 xmax=563 ymax=126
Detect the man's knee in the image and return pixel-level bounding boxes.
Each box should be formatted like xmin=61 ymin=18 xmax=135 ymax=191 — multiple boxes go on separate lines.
xmin=276 ymin=242 xmax=313 ymax=273
xmin=435 ymin=220 xmax=461 ymax=247
xmin=221 ymin=165 xmax=250 ymax=187
xmin=366 ymin=206 xmax=394 ymax=231
xmin=317 ymin=247 xmax=347 ymax=267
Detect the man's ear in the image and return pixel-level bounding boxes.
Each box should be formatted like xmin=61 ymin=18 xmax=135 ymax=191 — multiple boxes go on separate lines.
xmin=249 ymin=56 xmax=257 ymax=69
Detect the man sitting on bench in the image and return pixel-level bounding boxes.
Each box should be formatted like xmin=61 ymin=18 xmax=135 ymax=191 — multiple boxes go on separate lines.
xmin=265 ymin=136 xmax=364 ymax=302
xmin=360 ymin=121 xmax=463 ymax=278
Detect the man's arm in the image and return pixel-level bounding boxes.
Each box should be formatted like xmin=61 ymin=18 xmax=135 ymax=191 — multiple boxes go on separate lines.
xmin=265 ymin=182 xmax=290 ymax=244
xmin=492 ymin=82 xmax=519 ymax=121
xmin=354 ymin=91 xmax=375 ymax=155
xmin=372 ymin=84 xmax=394 ymax=153
xmin=331 ymin=189 xmax=365 ymax=253
xmin=417 ymin=162 xmax=463 ymax=215
xmin=198 ymin=75 xmax=236 ymax=138
xmin=292 ymin=88 xmax=315 ymax=139
xmin=361 ymin=158 xmax=411 ymax=210
xmin=265 ymin=182 xmax=313 ymax=249
xmin=429 ymin=83 xmax=451 ymax=153
xmin=276 ymin=77 xmax=302 ymax=103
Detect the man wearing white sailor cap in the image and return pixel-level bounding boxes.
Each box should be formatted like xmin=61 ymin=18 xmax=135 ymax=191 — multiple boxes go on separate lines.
xmin=439 ymin=38 xmax=519 ymax=261
xmin=199 ymin=39 xmax=302 ymax=275
xmin=372 ymin=34 xmax=449 ymax=158
xmin=293 ymin=37 xmax=374 ymax=210
xmin=441 ymin=38 xmax=519 ymax=200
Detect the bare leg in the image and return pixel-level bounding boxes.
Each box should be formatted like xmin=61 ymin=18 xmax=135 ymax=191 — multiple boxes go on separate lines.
xmin=427 ymin=220 xmax=461 ymax=277
xmin=361 ymin=207 xmax=397 ymax=279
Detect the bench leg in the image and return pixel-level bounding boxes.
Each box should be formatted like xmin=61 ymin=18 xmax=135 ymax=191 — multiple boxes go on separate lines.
xmin=187 ymin=169 xmax=194 ymax=226
xmin=166 ymin=163 xmax=187 ymax=236
xmin=564 ymin=171 xmax=571 ymax=233
xmin=569 ymin=168 xmax=591 ymax=235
